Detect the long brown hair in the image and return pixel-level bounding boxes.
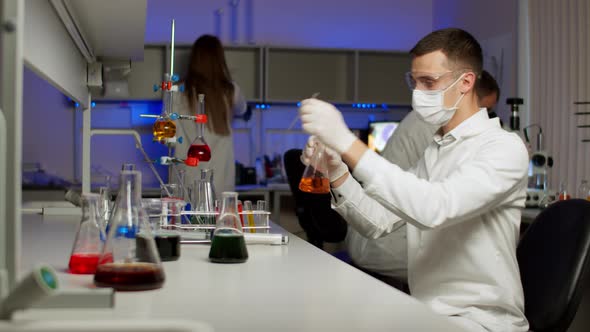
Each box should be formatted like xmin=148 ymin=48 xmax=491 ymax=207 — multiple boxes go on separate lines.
xmin=185 ymin=35 xmax=235 ymax=136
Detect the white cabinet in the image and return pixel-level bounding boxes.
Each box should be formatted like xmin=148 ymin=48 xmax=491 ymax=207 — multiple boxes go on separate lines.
xmin=266 ymin=48 xmax=355 ymax=103
xmin=102 ymin=45 xmax=411 ymax=106
xmin=358 ymin=51 xmax=411 ymax=105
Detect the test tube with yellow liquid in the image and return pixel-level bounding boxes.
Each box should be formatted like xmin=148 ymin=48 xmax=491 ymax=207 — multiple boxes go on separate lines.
xmin=243 ymin=200 xmax=256 ymax=233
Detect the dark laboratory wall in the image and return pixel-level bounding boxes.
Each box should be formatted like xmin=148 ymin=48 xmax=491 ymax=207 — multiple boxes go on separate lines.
xmin=144 ymin=0 xmax=434 ymax=51
xmin=433 ymin=0 xmax=519 ymax=126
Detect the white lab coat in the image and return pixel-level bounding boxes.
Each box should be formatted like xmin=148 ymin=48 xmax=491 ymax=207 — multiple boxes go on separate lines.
xmin=332 ymin=109 xmax=529 ymax=332
xmin=345 ymin=110 xmax=438 ymax=280
xmin=173 ymin=83 xmax=247 ymax=196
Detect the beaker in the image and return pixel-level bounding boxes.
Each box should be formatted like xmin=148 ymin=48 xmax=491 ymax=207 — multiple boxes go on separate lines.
xmin=68 ymin=193 xmax=105 ymax=274
xmin=94 ymin=170 xmax=165 ymax=291
xmin=298 ymin=142 xmax=330 ymax=194
xmin=161 ymin=183 xmax=182 ymax=200
xmin=142 ymin=198 xmax=181 ymax=262
xmin=185 ymin=94 xmax=211 ymax=166
xmin=209 ymin=192 xmax=248 ymax=263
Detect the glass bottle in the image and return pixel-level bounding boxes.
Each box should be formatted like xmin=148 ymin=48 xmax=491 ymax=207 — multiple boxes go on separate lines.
xmin=68 ymin=193 xmax=105 ymax=274
xmin=558 ymin=181 xmax=571 ymax=201
xmin=299 ymin=142 xmax=330 ymax=194
xmin=186 ymin=94 xmax=211 ymax=167
xmin=209 ymin=192 xmax=248 ymax=263
xmin=94 ymin=170 xmax=165 ymax=291
xmin=578 ymin=180 xmax=590 ymax=200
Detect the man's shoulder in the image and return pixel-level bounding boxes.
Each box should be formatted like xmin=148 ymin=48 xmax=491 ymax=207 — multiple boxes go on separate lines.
xmin=480 ymin=125 xmax=525 ymax=148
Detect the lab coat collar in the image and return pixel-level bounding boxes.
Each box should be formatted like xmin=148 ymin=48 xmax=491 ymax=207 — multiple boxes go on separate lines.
xmin=433 ymin=108 xmax=499 ymax=146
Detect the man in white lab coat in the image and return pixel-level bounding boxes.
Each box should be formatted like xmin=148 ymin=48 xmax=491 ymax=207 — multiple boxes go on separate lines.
xmin=299 ymin=28 xmax=529 ymax=332
xmin=344 ymin=70 xmax=502 ymax=291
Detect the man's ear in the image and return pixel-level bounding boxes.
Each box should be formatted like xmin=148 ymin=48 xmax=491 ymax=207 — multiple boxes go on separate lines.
xmin=460 ymin=71 xmax=477 ymax=94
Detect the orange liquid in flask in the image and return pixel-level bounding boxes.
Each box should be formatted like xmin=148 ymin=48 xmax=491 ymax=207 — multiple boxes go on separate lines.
xmin=153 ymin=119 xmax=176 ymax=142
xmin=298 ymin=176 xmax=330 ymax=194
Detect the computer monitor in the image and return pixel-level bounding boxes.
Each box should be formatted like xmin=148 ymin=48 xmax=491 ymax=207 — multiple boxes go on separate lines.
xmin=368 ymin=121 xmax=399 ymax=154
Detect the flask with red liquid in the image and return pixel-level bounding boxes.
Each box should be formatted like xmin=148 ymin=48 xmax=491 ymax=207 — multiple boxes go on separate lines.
xmin=68 ymin=193 xmax=105 ymax=274
xmin=186 ymin=94 xmax=211 ymax=167
xmin=94 ymin=170 xmax=165 ymax=291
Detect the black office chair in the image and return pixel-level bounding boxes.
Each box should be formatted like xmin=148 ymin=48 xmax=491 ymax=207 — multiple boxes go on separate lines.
xmin=517 ymin=199 xmax=590 ymax=332
xmin=283 ymin=149 xmax=347 ymax=249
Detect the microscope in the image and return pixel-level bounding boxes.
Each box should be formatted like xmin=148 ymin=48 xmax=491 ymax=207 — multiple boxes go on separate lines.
xmin=523 ymin=124 xmax=556 ymax=207
xmin=507 ymin=97 xmax=523 ymax=131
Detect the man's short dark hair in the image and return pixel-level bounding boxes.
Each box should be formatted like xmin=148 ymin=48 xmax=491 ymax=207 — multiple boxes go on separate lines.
xmin=477 ymin=70 xmax=500 ymax=102
xmin=410 ymin=28 xmax=483 ymax=77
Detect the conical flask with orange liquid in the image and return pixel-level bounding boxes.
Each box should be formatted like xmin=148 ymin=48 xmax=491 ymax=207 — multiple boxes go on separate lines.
xmin=68 ymin=193 xmax=105 ymax=274
xmin=298 ymin=141 xmax=330 ymax=194
xmin=186 ymin=94 xmax=211 ymax=167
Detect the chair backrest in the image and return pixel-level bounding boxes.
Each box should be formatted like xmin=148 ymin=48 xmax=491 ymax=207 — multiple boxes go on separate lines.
xmin=517 ymin=199 xmax=590 ymax=332
xmin=283 ymin=149 xmax=347 ymax=248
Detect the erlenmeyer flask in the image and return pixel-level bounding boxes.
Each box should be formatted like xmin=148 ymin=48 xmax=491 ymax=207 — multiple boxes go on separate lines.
xmin=299 ymin=142 xmax=330 ymax=194
xmin=94 ymin=170 xmax=165 ymax=291
xmin=68 ymin=193 xmax=105 ymax=274
xmin=193 ymin=169 xmax=216 ymax=225
xmin=186 ymin=94 xmax=211 ymax=166
xmin=209 ymin=192 xmax=248 ymax=263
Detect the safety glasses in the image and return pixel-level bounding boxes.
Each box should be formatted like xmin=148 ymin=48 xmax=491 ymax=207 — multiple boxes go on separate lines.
xmin=405 ymin=70 xmax=466 ymax=91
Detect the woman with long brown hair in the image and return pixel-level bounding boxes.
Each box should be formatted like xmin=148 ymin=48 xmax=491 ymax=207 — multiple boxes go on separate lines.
xmin=174 ymin=34 xmax=248 ymax=194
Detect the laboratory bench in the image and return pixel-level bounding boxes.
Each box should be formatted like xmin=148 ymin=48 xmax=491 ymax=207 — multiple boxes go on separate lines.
xmin=15 ymin=213 xmax=467 ymax=332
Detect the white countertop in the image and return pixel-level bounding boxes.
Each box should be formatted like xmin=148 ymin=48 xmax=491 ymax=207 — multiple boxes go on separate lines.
xmin=16 ymin=214 xmax=466 ymax=331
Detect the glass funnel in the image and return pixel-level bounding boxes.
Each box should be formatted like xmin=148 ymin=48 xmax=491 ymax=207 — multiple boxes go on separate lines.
xmin=94 ymin=170 xmax=165 ymax=291
xmin=68 ymin=193 xmax=105 ymax=274
xmin=298 ymin=142 xmax=330 ymax=194
xmin=185 ymin=94 xmax=211 ymax=166
xmin=209 ymin=192 xmax=248 ymax=263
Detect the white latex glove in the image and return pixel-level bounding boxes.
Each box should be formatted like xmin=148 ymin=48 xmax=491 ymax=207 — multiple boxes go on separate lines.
xmin=298 ymin=98 xmax=358 ymax=154
xmin=300 ymin=136 xmax=349 ymax=182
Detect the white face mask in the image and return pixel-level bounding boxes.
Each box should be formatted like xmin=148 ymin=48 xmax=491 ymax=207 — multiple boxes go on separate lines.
xmin=412 ymin=74 xmax=465 ymax=126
